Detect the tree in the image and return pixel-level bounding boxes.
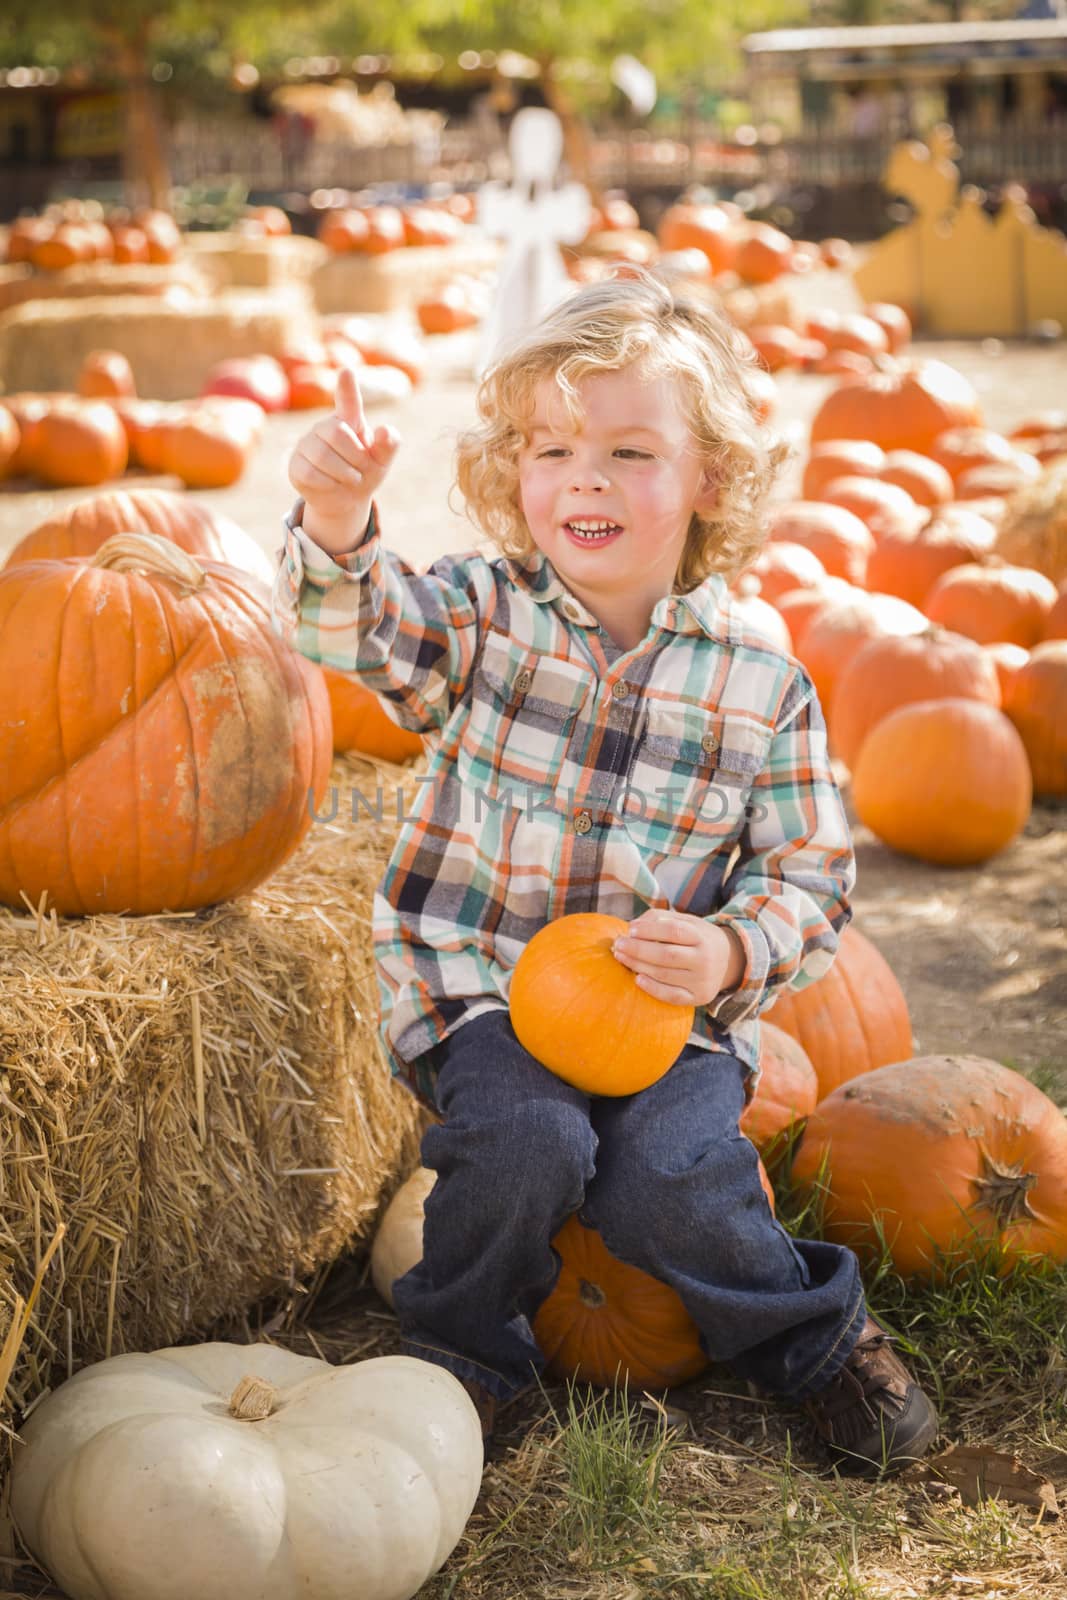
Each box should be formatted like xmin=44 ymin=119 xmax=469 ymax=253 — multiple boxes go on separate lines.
xmin=0 ymin=0 xmax=362 ymax=208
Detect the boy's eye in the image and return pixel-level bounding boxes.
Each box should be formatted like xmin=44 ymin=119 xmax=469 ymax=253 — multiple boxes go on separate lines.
xmin=614 ymin=448 xmax=653 ymax=460
xmin=536 ymin=447 xmax=570 ymax=458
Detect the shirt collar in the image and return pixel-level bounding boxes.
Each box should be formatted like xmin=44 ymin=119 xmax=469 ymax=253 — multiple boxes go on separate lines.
xmin=502 ymin=547 xmax=731 ymax=641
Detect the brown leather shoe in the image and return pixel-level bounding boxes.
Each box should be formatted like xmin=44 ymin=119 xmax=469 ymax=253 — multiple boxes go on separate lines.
xmin=459 ymin=1377 xmax=497 ymax=1443
xmin=805 ymin=1316 xmax=939 ymax=1476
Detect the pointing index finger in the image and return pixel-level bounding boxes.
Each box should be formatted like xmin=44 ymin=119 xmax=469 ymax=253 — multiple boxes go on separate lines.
xmin=335 ymin=364 xmax=369 ymax=444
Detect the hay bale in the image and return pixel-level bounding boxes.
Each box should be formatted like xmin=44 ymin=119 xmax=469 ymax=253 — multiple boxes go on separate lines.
xmin=0 ymin=289 xmax=319 ymax=400
xmin=183 ymin=232 xmax=328 ymax=290
xmin=312 ymin=239 xmax=500 ymax=314
xmin=0 ymin=753 xmax=425 ymax=1446
xmin=0 ymin=261 xmax=211 ymax=316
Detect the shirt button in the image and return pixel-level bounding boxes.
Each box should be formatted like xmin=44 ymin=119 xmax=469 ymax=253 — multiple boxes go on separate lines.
xmin=562 ymin=600 xmax=580 ymax=620
xmin=611 ymin=680 xmax=630 ymax=700
xmin=572 ymin=810 xmax=593 ymax=835
xmin=514 ymin=669 xmax=533 ymax=694
xmin=701 ymin=731 xmax=720 ymax=755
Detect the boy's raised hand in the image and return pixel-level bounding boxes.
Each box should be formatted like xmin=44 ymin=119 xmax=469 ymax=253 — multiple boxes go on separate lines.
xmin=288 ymin=365 xmax=400 ymax=555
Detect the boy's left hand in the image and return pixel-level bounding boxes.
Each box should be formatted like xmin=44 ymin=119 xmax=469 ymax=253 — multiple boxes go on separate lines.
xmin=612 ymin=910 xmax=745 ymax=1008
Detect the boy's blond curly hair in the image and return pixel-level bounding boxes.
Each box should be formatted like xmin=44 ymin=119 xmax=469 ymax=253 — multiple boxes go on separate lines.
xmin=454 ymin=269 xmax=789 ymax=592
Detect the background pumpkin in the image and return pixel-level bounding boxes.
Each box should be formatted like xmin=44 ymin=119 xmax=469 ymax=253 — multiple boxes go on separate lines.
xmin=830 ymin=627 xmax=1002 ymax=771
xmin=809 ymin=360 xmax=982 ymax=455
xmin=0 ymin=533 xmax=332 ymax=915
xmin=765 ymin=925 xmax=913 ymax=1099
xmin=766 ymin=502 xmax=874 ymax=586
xmin=923 ymin=563 xmax=1058 ymax=647
xmin=851 ymin=698 xmax=1032 ymax=866
xmin=509 ymin=913 xmax=695 ymax=1096
xmin=739 ymin=1022 xmax=819 ymax=1154
xmin=324 ymin=669 xmax=425 ymax=761
xmin=1001 ymin=640 xmax=1067 ymax=799
xmin=790 ymin=1055 xmax=1067 ymax=1279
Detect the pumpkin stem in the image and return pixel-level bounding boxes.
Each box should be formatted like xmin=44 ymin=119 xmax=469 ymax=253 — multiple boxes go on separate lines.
xmin=578 ymin=1278 xmax=607 ymax=1310
xmin=972 ymin=1149 xmax=1039 ymax=1228
xmin=89 ymin=533 xmax=206 ymax=593
xmin=228 ymin=1374 xmax=281 ymax=1420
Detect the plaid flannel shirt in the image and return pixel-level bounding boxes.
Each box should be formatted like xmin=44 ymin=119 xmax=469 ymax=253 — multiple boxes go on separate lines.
xmin=272 ymin=502 xmax=854 ymax=1106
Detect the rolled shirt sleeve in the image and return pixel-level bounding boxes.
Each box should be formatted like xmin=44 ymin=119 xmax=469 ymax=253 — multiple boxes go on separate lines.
xmin=270 ymin=498 xmax=494 ymax=734
xmin=705 ymin=671 xmax=854 ymax=1030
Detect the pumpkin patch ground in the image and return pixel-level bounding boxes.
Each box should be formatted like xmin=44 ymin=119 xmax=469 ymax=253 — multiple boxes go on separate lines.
xmin=1 ymin=327 xmax=1065 ymax=1599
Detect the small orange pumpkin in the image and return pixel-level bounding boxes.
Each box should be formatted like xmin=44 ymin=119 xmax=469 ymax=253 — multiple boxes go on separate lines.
xmin=77 ymin=349 xmax=137 ymax=400
xmin=34 ymin=400 xmax=128 ymax=487
xmin=509 ymin=913 xmax=695 ymax=1096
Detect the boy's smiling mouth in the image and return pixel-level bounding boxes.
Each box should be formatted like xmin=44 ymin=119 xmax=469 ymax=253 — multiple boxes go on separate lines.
xmin=564 ymin=519 xmax=623 ymax=544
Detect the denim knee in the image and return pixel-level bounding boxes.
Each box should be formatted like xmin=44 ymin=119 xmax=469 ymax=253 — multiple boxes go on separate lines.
xmin=422 ymin=1096 xmax=597 ymax=1221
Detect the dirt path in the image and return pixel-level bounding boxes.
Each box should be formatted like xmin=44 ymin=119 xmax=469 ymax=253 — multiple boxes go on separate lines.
xmin=2 ymin=327 xmax=1064 ymax=1074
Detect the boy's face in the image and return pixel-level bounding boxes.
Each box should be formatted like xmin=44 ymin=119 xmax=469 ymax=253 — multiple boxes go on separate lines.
xmin=517 ymin=366 xmax=718 ymax=629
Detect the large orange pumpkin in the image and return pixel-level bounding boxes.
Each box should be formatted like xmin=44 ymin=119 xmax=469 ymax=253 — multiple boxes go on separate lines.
xmin=810 ymin=360 xmax=982 ymax=455
xmin=924 ymin=562 xmax=1058 ymax=647
xmin=0 ymin=533 xmax=332 ymax=915
xmin=1001 ymin=640 xmax=1067 ymax=799
xmin=324 ymin=669 xmax=424 ymax=761
xmin=766 ymin=925 xmax=912 ymax=1099
xmin=791 ymin=1056 xmax=1067 ymax=1279
xmin=830 ymin=627 xmax=1002 ymax=771
xmin=740 ymin=1022 xmax=819 ymax=1154
xmin=2 ymin=487 xmax=274 ymax=583
xmin=852 ymin=698 xmax=1032 ymax=866
xmin=773 ymin=578 xmax=858 ymax=656
xmin=509 ymin=913 xmax=695 ymax=1096
xmin=735 ymin=223 xmax=794 ymax=285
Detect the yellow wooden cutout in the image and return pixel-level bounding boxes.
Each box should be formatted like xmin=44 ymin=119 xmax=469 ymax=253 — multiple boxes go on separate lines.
xmin=853 ymin=125 xmax=1067 ymax=337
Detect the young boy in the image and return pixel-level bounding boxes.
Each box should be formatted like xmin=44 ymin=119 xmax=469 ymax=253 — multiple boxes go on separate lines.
xmin=271 ymin=273 xmax=938 ymax=1475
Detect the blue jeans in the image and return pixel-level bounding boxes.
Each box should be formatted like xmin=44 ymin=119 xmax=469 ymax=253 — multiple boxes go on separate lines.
xmin=393 ymin=1010 xmax=867 ymax=1403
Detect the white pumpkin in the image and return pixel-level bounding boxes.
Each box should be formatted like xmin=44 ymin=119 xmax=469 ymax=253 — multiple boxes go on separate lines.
xmin=371 ymin=1167 xmax=436 ymax=1307
xmin=11 ymin=1345 xmax=482 ymax=1600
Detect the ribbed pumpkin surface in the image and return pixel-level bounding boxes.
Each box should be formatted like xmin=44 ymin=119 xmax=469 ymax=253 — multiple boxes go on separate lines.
xmin=0 ymin=534 xmax=331 ymax=914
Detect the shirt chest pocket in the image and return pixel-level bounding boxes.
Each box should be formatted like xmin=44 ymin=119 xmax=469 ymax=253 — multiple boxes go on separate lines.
xmin=467 ymin=633 xmax=591 ymax=797
xmin=624 ymin=700 xmax=771 ymax=855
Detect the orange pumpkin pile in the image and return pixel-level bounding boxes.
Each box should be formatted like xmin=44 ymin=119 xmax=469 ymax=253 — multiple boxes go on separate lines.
xmin=4 ymin=202 xmax=181 ymax=270
xmin=733 ymin=345 xmax=1067 ymax=845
